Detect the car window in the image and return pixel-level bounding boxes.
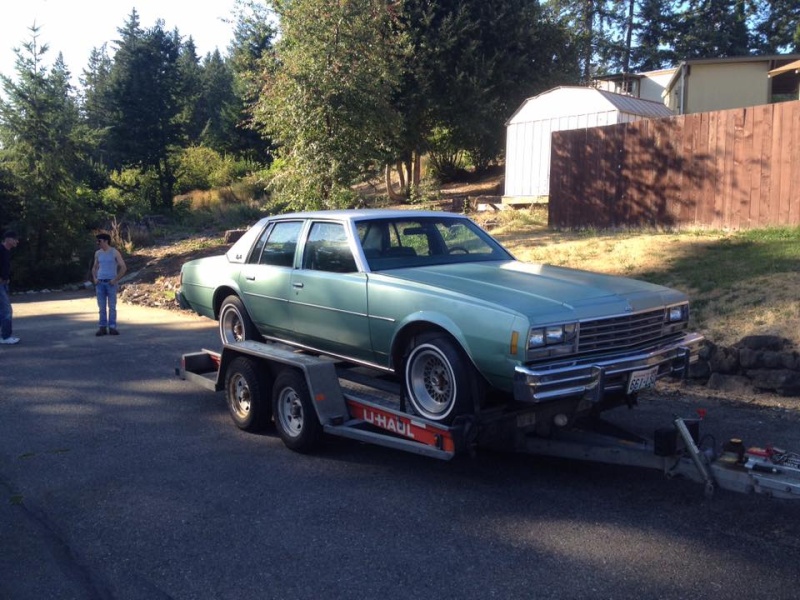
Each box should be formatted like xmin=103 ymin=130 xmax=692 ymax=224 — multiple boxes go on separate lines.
xmin=250 ymin=221 xmax=302 ymax=267
xmin=303 ymin=222 xmax=357 ymax=273
xmin=394 ymin=222 xmax=432 ymax=256
xmin=357 ymin=216 xmax=512 ymax=270
xmin=435 ymin=222 xmax=496 ymax=256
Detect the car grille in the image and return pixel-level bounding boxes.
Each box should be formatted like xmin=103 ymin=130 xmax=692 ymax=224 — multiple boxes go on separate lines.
xmin=578 ymin=308 xmax=669 ymax=354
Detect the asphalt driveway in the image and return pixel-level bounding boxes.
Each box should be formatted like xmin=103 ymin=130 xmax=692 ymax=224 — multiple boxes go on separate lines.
xmin=2 ymin=290 xmax=800 ymax=599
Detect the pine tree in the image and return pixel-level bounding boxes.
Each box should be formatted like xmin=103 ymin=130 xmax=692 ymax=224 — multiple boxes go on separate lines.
xmin=0 ymin=25 xmax=91 ymax=284
xmin=105 ymin=10 xmax=184 ymax=210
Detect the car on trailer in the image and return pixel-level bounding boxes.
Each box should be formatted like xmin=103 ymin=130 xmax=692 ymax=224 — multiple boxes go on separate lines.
xmin=177 ymin=209 xmax=704 ymax=430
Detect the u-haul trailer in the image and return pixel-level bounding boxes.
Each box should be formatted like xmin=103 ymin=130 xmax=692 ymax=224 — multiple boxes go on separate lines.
xmin=179 ymin=341 xmax=800 ymax=501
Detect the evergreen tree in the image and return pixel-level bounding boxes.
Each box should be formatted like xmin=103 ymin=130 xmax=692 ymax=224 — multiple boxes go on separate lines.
xmin=228 ymin=0 xmax=278 ymax=161
xmin=197 ymin=50 xmax=240 ymax=154
xmin=671 ymin=0 xmax=751 ymax=59
xmin=548 ymin=0 xmax=602 ymax=81
xmin=0 ymin=25 xmax=91 ymax=285
xmin=630 ymin=0 xmax=677 ymax=70
xmin=750 ymin=0 xmax=800 ymax=53
xmin=177 ymin=37 xmax=205 ymax=144
xmin=393 ymin=0 xmax=576 ymax=186
xmin=80 ymin=44 xmax=116 ymax=187
xmin=106 ymin=10 xmax=184 ymax=210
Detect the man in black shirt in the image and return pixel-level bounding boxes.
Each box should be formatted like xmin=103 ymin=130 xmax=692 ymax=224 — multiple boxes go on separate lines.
xmin=0 ymin=230 xmax=20 ymax=345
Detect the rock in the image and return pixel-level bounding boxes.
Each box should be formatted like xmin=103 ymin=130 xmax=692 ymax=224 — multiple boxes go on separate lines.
xmin=688 ymin=359 xmax=711 ymax=380
xmin=746 ymin=369 xmax=800 ymax=396
xmin=708 ymin=345 xmax=739 ymax=374
xmin=761 ymin=351 xmax=785 ymax=369
xmin=738 ymin=348 xmax=762 ymax=369
xmin=737 ymin=335 xmax=790 ymax=351
xmin=785 ymin=352 xmax=800 ymax=370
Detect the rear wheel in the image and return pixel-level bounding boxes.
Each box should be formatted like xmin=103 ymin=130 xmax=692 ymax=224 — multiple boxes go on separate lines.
xmin=219 ymin=295 xmax=258 ymax=345
xmin=404 ymin=332 xmax=482 ymax=424
xmin=272 ymin=369 xmax=322 ymax=453
xmin=224 ymin=356 xmax=271 ymax=431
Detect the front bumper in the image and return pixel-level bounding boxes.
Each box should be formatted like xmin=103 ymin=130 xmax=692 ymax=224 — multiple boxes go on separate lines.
xmin=513 ymin=332 xmax=705 ymax=403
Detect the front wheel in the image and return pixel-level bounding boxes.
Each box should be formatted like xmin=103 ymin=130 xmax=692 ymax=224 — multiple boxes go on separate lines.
xmin=219 ymin=295 xmax=259 ymax=345
xmin=224 ymin=356 xmax=271 ymax=432
xmin=404 ymin=332 xmax=483 ymax=424
xmin=272 ymin=369 xmax=322 ymax=453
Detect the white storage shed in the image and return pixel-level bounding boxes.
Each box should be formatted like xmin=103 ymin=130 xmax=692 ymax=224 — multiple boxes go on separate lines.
xmin=503 ymin=87 xmax=674 ymax=203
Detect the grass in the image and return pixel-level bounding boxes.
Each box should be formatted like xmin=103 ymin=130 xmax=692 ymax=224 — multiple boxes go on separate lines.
xmin=471 ymin=210 xmax=800 ymax=348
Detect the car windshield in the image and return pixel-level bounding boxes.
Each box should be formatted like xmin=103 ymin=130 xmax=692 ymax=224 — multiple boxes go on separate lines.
xmin=356 ymin=216 xmax=512 ymax=270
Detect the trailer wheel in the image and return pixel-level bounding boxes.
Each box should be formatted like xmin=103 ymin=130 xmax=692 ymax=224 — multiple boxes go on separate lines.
xmin=273 ymin=369 xmax=322 ymax=453
xmin=219 ymin=296 xmax=259 ymax=345
xmin=404 ymin=332 xmax=482 ymax=424
xmin=225 ymin=356 xmax=271 ymax=432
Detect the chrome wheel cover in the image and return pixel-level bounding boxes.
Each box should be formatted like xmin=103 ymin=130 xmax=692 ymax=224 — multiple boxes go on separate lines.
xmin=406 ymin=343 xmax=457 ymax=419
xmin=220 ymin=305 xmax=245 ymax=344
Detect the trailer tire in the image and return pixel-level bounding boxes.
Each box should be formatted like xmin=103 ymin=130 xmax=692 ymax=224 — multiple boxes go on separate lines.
xmin=225 ymin=356 xmax=271 ymax=432
xmin=272 ymin=369 xmax=322 ymax=453
xmin=219 ymin=295 xmax=259 ymax=345
xmin=404 ymin=332 xmax=482 ymax=424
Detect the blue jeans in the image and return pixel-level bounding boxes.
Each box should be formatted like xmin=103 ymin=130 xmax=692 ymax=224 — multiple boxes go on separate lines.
xmin=0 ymin=283 xmax=12 ymax=339
xmin=96 ymin=281 xmax=118 ymax=328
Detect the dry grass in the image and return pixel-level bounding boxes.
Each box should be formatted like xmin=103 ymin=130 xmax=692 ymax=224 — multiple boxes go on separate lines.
xmin=471 ymin=209 xmax=800 ymax=349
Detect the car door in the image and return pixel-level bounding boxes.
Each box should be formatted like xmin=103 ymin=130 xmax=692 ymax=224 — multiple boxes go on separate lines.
xmin=288 ymin=221 xmax=373 ymax=363
xmin=238 ymin=220 xmax=303 ymax=339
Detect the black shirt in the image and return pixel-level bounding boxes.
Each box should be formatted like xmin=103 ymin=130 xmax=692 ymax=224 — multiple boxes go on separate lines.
xmin=0 ymin=244 xmax=11 ymax=282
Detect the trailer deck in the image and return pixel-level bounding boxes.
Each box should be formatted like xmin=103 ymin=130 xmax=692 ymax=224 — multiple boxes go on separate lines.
xmin=178 ymin=341 xmax=800 ymax=500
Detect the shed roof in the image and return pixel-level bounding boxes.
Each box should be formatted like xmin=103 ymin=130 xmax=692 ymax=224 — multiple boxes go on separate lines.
xmin=506 ymin=86 xmax=673 ymax=125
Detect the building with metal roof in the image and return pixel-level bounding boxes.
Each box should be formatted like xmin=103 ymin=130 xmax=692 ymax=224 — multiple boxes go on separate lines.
xmin=503 ymin=87 xmax=674 ymax=203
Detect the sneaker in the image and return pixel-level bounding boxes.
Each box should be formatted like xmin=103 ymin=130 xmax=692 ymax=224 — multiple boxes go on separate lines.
xmin=109 ymin=328 xmax=119 ymax=336
xmin=96 ymin=327 xmax=107 ymax=336
xmin=0 ymin=336 xmax=20 ymax=345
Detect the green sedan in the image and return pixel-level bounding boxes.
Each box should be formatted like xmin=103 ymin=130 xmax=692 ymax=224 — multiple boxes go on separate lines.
xmin=178 ymin=210 xmax=703 ymax=426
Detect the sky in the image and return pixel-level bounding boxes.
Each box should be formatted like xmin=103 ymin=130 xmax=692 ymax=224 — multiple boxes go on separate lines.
xmin=1 ymin=0 xmax=240 ymax=83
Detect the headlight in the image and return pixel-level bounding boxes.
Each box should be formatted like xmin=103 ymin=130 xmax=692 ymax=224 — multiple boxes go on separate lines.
xmin=529 ymin=323 xmax=577 ymax=349
xmin=667 ymin=304 xmax=689 ymax=323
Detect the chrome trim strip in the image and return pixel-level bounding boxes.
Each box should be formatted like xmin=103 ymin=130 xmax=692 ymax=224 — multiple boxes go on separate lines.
xmin=242 ymin=292 xmax=289 ymax=303
xmin=286 ymin=300 xmax=368 ymax=318
xmin=368 ymin=314 xmax=396 ymax=323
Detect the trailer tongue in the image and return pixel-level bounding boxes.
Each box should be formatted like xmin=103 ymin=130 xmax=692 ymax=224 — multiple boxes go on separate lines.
xmin=179 ymin=343 xmax=800 ymax=501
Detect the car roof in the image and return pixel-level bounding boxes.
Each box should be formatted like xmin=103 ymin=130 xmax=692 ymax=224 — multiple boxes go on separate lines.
xmin=260 ymin=209 xmax=470 ymax=224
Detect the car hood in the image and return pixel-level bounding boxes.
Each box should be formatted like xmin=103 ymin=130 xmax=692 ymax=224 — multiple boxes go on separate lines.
xmin=380 ymin=261 xmax=687 ymax=323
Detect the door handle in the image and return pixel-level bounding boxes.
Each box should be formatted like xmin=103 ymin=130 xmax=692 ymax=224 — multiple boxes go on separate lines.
xmin=292 ymin=282 xmax=304 ymax=289
xmin=245 ymin=275 xmax=255 ymax=281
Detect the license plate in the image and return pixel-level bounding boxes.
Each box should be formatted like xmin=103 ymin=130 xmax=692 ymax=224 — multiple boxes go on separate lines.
xmin=627 ymin=366 xmax=659 ymax=394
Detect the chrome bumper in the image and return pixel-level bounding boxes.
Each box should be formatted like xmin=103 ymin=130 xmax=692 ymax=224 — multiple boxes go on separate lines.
xmin=513 ymin=332 xmax=705 ymax=403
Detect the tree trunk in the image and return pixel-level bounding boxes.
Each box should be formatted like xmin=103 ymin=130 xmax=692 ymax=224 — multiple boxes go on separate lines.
xmin=385 ymin=164 xmax=404 ymax=202
xmin=396 ymin=160 xmax=406 ymax=191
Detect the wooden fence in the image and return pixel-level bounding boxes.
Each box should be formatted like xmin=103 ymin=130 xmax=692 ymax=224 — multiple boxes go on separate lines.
xmin=549 ymin=100 xmax=800 ymax=229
